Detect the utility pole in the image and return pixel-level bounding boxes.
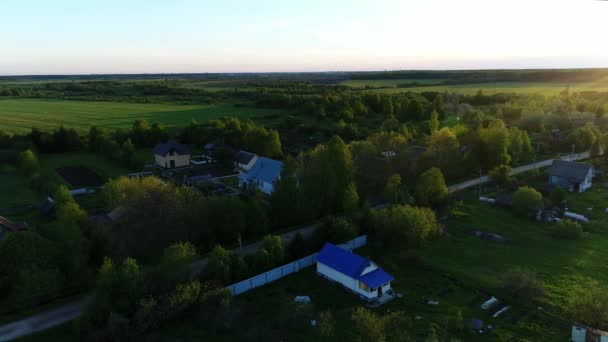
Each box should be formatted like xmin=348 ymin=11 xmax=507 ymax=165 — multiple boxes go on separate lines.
xmin=571 ymin=144 xmax=575 ymax=161
xmin=478 ymin=168 xmax=482 ymax=198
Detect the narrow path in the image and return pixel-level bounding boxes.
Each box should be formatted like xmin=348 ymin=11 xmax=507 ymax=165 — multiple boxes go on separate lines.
xmin=448 ymin=152 xmax=590 ymax=193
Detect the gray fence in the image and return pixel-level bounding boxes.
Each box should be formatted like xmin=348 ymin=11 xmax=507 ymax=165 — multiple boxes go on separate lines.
xmin=226 ymin=235 xmax=367 ymax=296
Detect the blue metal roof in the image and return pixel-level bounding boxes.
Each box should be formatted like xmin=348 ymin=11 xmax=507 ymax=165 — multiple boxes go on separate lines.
xmin=359 ymin=268 xmax=394 ymax=288
xmin=316 ymin=243 xmax=369 ymax=278
xmin=316 ymin=243 xmax=394 ymax=287
xmin=239 ymin=157 xmax=283 ymax=184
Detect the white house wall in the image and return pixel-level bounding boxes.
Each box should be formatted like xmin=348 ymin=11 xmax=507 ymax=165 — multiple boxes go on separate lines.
xmin=317 ymin=262 xmax=377 ymax=299
xmin=155 ymin=154 xmax=190 ymax=169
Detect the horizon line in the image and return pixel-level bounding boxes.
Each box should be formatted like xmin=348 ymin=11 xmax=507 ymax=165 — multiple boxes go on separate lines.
xmin=2 ymin=66 xmax=608 ymax=78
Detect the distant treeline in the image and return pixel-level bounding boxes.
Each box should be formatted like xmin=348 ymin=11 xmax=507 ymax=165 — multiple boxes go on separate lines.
xmin=349 ymin=69 xmax=608 ymax=84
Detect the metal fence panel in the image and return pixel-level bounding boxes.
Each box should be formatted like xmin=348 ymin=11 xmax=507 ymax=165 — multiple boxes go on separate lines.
xmin=225 ymin=235 xmax=367 ymax=296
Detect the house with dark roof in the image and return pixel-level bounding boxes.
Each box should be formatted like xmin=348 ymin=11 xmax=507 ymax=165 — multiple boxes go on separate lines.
xmin=548 ymin=160 xmax=594 ymax=193
xmin=0 ymin=216 xmax=26 ymax=240
xmin=153 ymin=141 xmax=191 ymax=169
xmin=315 ymin=243 xmax=394 ymax=302
xmin=238 ymin=156 xmax=283 ymax=195
xmin=235 ymin=150 xmax=258 ymax=172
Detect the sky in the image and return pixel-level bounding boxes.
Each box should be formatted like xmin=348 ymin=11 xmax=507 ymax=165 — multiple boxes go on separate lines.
xmin=1 ymin=0 xmax=608 ymax=75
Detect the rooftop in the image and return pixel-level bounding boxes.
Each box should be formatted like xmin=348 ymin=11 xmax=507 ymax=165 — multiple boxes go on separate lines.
xmin=239 ymin=157 xmax=283 ymax=184
xmin=316 ymin=243 xmax=393 ymax=288
xmin=236 ymin=150 xmax=257 ymax=165
xmin=548 ymin=160 xmax=593 ymax=182
xmin=153 ymin=140 xmax=191 ymax=156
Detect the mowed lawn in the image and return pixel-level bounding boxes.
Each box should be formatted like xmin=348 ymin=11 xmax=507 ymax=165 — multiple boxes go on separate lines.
xmin=0 ymin=99 xmax=282 ymax=134
xmin=420 ymin=189 xmax=608 ymax=312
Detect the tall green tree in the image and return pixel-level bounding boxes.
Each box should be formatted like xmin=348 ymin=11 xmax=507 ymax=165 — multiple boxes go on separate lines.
xmin=415 ymin=168 xmax=448 ymax=207
xmin=300 ymin=136 xmax=357 ymax=217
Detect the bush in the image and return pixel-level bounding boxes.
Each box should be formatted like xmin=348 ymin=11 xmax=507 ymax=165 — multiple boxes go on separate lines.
xmin=503 ymin=269 xmax=544 ymax=300
xmin=512 ymin=186 xmax=542 ymax=217
xmin=489 ymin=164 xmax=512 ymax=185
xmin=551 ymin=220 xmax=583 ymax=240
xmin=567 ymin=279 xmax=608 ymax=330
xmin=415 ymin=167 xmax=448 ymax=207
xmin=549 ymin=187 xmax=566 ymax=208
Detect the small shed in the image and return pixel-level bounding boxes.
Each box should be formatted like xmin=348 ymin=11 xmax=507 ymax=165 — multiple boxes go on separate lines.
xmin=572 ymin=324 xmax=608 ymax=342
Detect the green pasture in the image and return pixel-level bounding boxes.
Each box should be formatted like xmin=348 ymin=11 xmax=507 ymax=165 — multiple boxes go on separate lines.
xmin=340 ymin=78 xmax=445 ymax=88
xmin=347 ymin=78 xmax=608 ymax=95
xmin=421 ymin=188 xmax=608 ymax=313
xmin=0 ymin=99 xmax=282 ymax=134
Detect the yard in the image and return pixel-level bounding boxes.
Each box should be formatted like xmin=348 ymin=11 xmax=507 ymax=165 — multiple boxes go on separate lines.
xmin=155 ymin=245 xmax=568 ymax=341
xmin=422 ymin=188 xmax=608 ymax=314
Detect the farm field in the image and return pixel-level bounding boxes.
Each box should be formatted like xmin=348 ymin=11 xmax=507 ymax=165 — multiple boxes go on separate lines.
xmin=340 ymin=78 xmax=445 ymax=88
xmin=353 ymin=80 xmax=608 ymax=95
xmin=420 ymin=188 xmax=608 ymax=314
xmin=0 ymin=99 xmax=282 ymax=134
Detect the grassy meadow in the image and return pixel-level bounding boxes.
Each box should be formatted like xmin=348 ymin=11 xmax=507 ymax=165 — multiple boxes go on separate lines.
xmin=344 ymin=78 xmax=608 ymax=95
xmin=0 ymin=98 xmax=282 ymax=134
xmin=340 ymin=78 xmax=445 ymax=88
xmin=422 ymin=188 xmax=608 ymax=313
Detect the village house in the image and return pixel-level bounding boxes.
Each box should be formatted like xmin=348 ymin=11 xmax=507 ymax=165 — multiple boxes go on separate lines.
xmin=235 ymin=150 xmax=258 ymax=172
xmin=0 ymin=216 xmax=26 ymax=240
xmin=238 ymin=155 xmax=283 ymax=195
xmin=153 ymin=141 xmax=191 ymax=169
xmin=548 ymin=160 xmax=594 ymax=193
xmin=315 ymin=243 xmax=394 ymax=303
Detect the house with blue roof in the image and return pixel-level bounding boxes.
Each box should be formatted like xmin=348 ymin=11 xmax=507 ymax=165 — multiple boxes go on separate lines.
xmin=315 ymin=243 xmax=394 ymax=302
xmin=238 ymin=155 xmax=283 ymax=195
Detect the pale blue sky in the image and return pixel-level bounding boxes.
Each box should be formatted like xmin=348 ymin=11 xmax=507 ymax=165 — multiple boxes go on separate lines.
xmin=1 ymin=0 xmax=607 ymax=75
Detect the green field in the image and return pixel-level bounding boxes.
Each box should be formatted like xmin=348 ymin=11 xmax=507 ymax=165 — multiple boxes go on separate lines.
xmin=421 ymin=188 xmax=608 ymax=313
xmin=358 ymin=80 xmax=608 ymax=95
xmin=0 ymin=99 xmax=282 ymax=134
xmin=340 ymin=78 xmax=445 ymax=88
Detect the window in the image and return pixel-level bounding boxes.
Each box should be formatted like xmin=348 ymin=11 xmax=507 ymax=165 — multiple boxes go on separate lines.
xmin=358 ymin=281 xmax=370 ymax=292
xmin=551 ymin=176 xmax=558 ymax=183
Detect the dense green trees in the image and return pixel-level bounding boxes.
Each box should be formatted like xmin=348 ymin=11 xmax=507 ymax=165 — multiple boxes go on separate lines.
xmin=383 ymin=174 xmax=409 ymax=205
xmin=269 ymin=158 xmax=300 ymax=227
xmin=0 ymin=232 xmax=65 ymax=308
xmin=415 ymin=167 xmax=448 ymax=207
xmin=489 ymin=164 xmax=512 ymax=185
xmin=300 ymin=136 xmax=358 ymax=217
xmin=18 ymin=149 xmax=39 ymax=176
xmin=0 ymin=128 xmax=13 ymax=147
xmin=370 ymin=205 xmax=441 ymax=248
xmin=102 ymin=176 xmax=268 ymax=260
xmin=181 ymin=117 xmax=282 ymax=157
